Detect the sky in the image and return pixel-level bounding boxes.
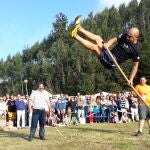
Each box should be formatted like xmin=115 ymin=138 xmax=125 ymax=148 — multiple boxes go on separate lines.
xmin=0 ymin=0 xmax=141 ymax=60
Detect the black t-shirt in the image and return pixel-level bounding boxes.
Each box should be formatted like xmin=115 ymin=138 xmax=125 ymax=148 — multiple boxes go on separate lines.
xmin=111 ymin=34 xmax=140 ymax=64
xmin=7 ymin=100 xmax=16 ymax=112
xmin=68 ymin=100 xmax=77 ymax=111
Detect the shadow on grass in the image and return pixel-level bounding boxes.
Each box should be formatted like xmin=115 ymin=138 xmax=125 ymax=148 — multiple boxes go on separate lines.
xmin=0 ymin=129 xmax=29 ymax=140
xmin=68 ymin=125 xmax=135 ymax=136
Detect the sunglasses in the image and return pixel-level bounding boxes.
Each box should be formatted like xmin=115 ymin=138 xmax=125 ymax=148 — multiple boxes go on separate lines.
xmin=127 ymin=34 xmax=138 ymax=39
xmin=127 ymin=34 xmax=134 ymax=38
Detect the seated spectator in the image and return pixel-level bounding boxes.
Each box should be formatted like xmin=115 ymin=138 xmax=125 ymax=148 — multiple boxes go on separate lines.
xmin=0 ymin=113 xmax=6 ymax=128
xmin=50 ymin=114 xmax=61 ymax=127
xmin=110 ymin=112 xmax=119 ymax=123
xmin=120 ymin=112 xmax=130 ymax=123
xmin=63 ymin=114 xmax=70 ymax=126
xmin=0 ymin=119 xmax=17 ymax=131
xmin=70 ymin=113 xmax=79 ymax=126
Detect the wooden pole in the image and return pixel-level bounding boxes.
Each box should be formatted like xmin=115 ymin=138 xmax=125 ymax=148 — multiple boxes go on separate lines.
xmin=105 ymin=47 xmax=150 ymax=108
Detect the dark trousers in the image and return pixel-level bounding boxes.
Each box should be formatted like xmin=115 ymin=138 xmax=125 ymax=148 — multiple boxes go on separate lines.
xmin=101 ymin=109 xmax=107 ymax=122
xmin=94 ymin=112 xmax=101 ymax=123
xmin=29 ymin=109 xmax=46 ymax=139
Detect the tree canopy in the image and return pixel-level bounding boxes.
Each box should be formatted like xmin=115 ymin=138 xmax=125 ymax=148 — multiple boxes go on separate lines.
xmin=0 ymin=0 xmax=150 ymax=95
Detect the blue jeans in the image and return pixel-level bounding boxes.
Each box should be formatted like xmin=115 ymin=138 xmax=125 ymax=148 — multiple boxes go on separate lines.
xmin=84 ymin=106 xmax=89 ymax=117
xmin=29 ymin=109 xmax=46 ymax=139
xmin=101 ymin=109 xmax=107 ymax=122
xmin=94 ymin=112 xmax=101 ymax=123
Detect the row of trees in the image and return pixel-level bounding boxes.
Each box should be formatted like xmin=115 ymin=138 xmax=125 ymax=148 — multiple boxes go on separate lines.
xmin=0 ymin=0 xmax=150 ymax=95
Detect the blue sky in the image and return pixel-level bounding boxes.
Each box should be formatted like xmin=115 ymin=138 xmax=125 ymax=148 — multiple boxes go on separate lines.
xmin=0 ymin=0 xmax=140 ymax=60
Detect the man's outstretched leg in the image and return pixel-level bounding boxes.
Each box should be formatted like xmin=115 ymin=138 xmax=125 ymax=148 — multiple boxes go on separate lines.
xmin=71 ymin=15 xmax=104 ymax=57
xmin=71 ymin=15 xmax=81 ymax=38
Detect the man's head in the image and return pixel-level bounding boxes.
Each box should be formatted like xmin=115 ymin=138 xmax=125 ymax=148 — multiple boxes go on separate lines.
xmin=37 ymin=82 xmax=45 ymax=91
xmin=127 ymin=27 xmax=139 ymax=44
xmin=139 ymin=76 xmax=147 ymax=85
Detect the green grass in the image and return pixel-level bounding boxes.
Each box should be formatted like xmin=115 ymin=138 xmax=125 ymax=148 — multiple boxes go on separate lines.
xmin=0 ymin=122 xmax=150 ymax=150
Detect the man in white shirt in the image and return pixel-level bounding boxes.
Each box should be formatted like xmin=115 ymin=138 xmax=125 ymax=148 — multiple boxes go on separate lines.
xmin=28 ymin=82 xmax=51 ymax=141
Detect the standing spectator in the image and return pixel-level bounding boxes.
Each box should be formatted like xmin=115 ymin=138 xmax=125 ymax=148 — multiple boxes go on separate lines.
xmin=105 ymin=95 xmax=112 ymax=122
xmin=93 ymin=104 xmax=100 ymax=123
xmin=77 ymin=96 xmax=85 ymax=118
xmin=55 ymin=97 xmax=63 ymax=122
xmin=23 ymin=95 xmax=29 ymax=126
xmin=115 ymin=94 xmax=122 ymax=120
xmin=45 ymin=100 xmax=51 ymax=126
xmin=100 ymin=95 xmax=108 ymax=122
xmin=15 ymin=94 xmax=26 ymax=129
xmin=120 ymin=95 xmax=129 ymax=113
xmin=84 ymin=95 xmax=92 ymax=120
xmin=134 ymin=76 xmax=150 ymax=136
xmin=88 ymin=107 xmax=94 ymax=123
xmin=60 ymin=93 xmax=67 ymax=121
xmin=119 ymin=95 xmax=129 ymax=120
xmin=55 ymin=94 xmax=67 ymax=123
xmin=28 ymin=82 xmax=51 ymax=141
xmin=65 ymin=94 xmax=69 ymax=112
xmin=50 ymin=96 xmax=57 ymax=117
xmin=6 ymin=95 xmax=16 ymax=126
xmin=0 ymin=97 xmax=7 ymax=128
xmin=44 ymin=92 xmax=52 ymax=126
xmin=129 ymin=95 xmax=139 ymax=122
xmin=67 ymin=97 xmax=77 ymax=113
xmin=95 ymin=96 xmax=101 ymax=122
xmin=66 ymin=107 xmax=72 ymax=124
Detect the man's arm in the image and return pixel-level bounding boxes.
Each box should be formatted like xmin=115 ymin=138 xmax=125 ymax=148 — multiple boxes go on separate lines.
xmin=46 ymin=99 xmax=51 ymax=111
xmin=28 ymin=99 xmax=33 ymax=113
xmin=129 ymin=61 xmax=139 ymax=85
xmin=103 ymin=37 xmax=118 ymax=49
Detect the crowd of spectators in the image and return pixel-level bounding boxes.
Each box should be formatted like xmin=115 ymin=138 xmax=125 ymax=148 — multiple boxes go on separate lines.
xmin=0 ymin=91 xmax=139 ymax=130
xmin=0 ymin=94 xmax=29 ymax=130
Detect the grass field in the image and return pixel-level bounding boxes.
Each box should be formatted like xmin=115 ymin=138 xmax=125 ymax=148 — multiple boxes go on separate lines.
xmin=0 ymin=122 xmax=150 ymax=150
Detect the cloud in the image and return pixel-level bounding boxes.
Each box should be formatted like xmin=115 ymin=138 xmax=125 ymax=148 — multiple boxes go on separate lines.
xmin=95 ymin=0 xmax=141 ymax=12
xmin=101 ymin=0 xmax=137 ymax=7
